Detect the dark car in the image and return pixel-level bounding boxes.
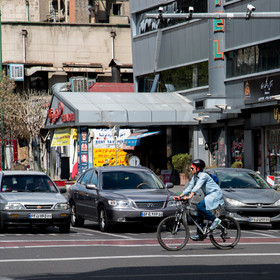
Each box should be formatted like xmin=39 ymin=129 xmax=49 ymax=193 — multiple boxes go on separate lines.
xmin=68 ymin=166 xmax=177 ymax=231
xmin=0 ymin=171 xmax=71 ymax=232
xmin=204 ymin=168 xmax=280 ymax=228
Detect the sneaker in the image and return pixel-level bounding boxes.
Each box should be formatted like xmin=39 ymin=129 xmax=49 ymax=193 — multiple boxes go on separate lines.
xmin=190 ymin=234 xmax=204 ymax=241
xmin=210 ymin=218 xmax=221 ymax=230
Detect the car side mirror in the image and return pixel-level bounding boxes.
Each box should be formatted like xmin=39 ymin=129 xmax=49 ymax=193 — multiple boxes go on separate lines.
xmin=86 ymin=184 xmax=98 ymax=190
xmin=59 ymin=188 xmax=67 ymax=194
xmin=165 ymin=182 xmax=174 ymax=189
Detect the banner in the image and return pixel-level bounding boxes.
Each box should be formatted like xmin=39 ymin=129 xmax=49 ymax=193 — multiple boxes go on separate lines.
xmin=94 ymin=148 xmax=128 ymax=167
xmin=51 ymin=128 xmax=71 ymax=147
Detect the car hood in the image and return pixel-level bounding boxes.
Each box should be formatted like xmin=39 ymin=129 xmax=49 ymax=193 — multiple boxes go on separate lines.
xmin=101 ymin=189 xmax=175 ymax=201
xmin=0 ymin=192 xmax=67 ymax=204
xmin=222 ymin=188 xmax=280 ymax=204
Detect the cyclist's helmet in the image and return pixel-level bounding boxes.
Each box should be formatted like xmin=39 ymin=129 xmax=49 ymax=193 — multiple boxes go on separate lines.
xmin=191 ymin=159 xmax=205 ymax=172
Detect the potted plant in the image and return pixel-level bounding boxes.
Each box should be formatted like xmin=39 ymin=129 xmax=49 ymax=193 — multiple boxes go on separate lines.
xmin=172 ymin=153 xmax=192 ymax=186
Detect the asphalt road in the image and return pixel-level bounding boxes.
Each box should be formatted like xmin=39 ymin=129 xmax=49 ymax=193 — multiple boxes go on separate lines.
xmin=1 ymin=222 xmax=280 ymax=280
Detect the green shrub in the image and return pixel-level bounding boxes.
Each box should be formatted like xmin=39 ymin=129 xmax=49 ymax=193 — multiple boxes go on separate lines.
xmin=172 ymin=153 xmax=192 ymax=175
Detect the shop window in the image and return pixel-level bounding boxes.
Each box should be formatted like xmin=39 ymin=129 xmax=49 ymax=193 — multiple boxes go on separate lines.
xmin=230 ymin=128 xmax=244 ymax=167
xmin=209 ymin=128 xmax=226 ymax=167
xmin=266 ymin=129 xmax=280 ymax=176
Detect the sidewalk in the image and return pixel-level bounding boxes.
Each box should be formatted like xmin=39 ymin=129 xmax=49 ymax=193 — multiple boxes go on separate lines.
xmin=171 ymin=185 xmax=184 ymax=195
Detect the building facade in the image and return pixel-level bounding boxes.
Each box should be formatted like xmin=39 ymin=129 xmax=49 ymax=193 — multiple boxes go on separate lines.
xmin=1 ymin=0 xmax=133 ymax=92
xmin=129 ymin=0 xmax=280 ymax=182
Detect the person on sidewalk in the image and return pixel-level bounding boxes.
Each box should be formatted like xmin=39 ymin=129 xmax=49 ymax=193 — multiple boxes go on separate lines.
xmin=173 ymin=159 xmax=224 ymax=241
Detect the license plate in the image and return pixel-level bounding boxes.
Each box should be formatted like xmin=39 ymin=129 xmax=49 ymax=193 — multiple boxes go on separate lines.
xmin=141 ymin=212 xmax=163 ymax=217
xmin=28 ymin=213 xmax=52 ymax=219
xmin=248 ymin=217 xmax=270 ymax=223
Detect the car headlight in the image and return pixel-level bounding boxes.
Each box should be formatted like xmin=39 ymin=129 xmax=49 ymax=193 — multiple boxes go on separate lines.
xmin=272 ymin=199 xmax=280 ymax=206
xmin=108 ymin=200 xmax=131 ymax=208
xmin=54 ymin=203 xmax=70 ymax=210
xmin=224 ymin=197 xmax=246 ymax=207
xmin=4 ymin=202 xmax=26 ymax=210
xmin=167 ymin=200 xmax=180 ymax=207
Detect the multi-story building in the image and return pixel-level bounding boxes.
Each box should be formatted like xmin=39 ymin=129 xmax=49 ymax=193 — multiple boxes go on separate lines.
xmin=129 ymin=0 xmax=280 ymax=182
xmin=1 ymin=0 xmax=133 ymax=92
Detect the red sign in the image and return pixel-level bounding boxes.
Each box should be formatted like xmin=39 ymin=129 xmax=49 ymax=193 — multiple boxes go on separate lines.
xmin=48 ymin=101 xmax=75 ymax=124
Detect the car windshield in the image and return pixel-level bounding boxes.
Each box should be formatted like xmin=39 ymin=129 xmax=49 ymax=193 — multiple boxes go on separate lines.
xmin=102 ymin=170 xmax=165 ymax=190
xmin=1 ymin=175 xmax=58 ymax=193
xmin=216 ymin=171 xmax=272 ymax=189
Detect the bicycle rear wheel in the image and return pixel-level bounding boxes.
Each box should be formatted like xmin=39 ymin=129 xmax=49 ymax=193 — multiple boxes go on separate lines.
xmin=210 ymin=215 xmax=241 ymax=250
xmin=157 ymin=216 xmax=190 ymax=251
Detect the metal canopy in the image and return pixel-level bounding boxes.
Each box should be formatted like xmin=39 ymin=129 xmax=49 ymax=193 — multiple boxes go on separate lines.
xmin=45 ymin=84 xmax=196 ymax=128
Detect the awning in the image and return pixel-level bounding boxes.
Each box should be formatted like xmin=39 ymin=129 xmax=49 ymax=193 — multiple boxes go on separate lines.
xmin=124 ymin=131 xmax=161 ymax=146
xmin=45 ymin=83 xmax=197 ymax=128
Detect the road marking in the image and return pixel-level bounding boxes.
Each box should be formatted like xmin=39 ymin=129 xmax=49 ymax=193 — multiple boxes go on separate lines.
xmin=73 ymin=227 xmax=134 ymax=239
xmin=1 ymin=237 xmax=280 ymax=249
xmin=242 ymin=230 xmax=278 ymax=238
xmin=1 ymin=252 xmax=280 ymax=263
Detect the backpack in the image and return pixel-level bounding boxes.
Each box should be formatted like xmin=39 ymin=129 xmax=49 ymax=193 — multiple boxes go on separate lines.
xmin=205 ymin=171 xmax=219 ymax=185
xmin=210 ymin=174 xmax=219 ymax=184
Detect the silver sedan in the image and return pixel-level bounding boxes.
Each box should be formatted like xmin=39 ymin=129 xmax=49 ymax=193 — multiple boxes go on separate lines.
xmin=0 ymin=171 xmax=70 ymax=232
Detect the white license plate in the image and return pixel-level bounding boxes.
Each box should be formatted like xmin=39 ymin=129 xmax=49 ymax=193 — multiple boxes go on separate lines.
xmin=141 ymin=212 xmax=163 ymax=217
xmin=248 ymin=217 xmax=270 ymax=223
xmin=28 ymin=213 xmax=52 ymax=219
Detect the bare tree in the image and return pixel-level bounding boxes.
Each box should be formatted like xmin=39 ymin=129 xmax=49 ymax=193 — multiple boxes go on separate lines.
xmin=1 ymin=74 xmax=50 ymax=170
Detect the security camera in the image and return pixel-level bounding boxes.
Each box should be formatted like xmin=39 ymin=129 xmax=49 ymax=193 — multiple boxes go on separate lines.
xmin=158 ymin=6 xmax=163 ymax=13
xmin=247 ymin=4 xmax=256 ymax=12
xmin=188 ymin=6 xmax=194 ymax=13
xmin=246 ymin=4 xmax=256 ymax=20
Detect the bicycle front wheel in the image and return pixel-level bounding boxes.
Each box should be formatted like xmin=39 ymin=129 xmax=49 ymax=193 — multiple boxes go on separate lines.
xmin=210 ymin=215 xmax=241 ymax=250
xmin=157 ymin=216 xmax=190 ymax=251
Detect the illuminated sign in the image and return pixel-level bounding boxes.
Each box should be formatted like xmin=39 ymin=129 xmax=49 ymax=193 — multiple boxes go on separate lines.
xmin=213 ymin=1 xmax=224 ymax=61
xmin=48 ymin=101 xmax=75 ymax=124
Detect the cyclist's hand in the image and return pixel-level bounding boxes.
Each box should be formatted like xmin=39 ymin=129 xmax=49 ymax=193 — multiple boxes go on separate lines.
xmin=173 ymin=196 xmax=181 ymax=200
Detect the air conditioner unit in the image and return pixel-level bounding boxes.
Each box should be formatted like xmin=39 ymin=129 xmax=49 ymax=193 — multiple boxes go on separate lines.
xmin=70 ymin=77 xmax=88 ymax=92
xmin=8 ymin=64 xmax=24 ymax=81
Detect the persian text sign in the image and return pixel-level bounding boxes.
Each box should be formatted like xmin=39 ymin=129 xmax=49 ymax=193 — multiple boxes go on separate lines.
xmin=51 ymin=128 xmax=71 ymax=147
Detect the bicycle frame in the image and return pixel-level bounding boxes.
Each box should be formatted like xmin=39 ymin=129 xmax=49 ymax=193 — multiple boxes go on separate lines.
xmin=176 ymin=199 xmax=222 ymax=238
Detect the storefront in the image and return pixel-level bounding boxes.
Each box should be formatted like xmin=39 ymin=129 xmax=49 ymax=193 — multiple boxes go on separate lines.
xmin=44 ymin=83 xmax=196 ymax=179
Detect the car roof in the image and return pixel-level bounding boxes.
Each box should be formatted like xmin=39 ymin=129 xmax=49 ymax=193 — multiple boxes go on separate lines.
xmin=0 ymin=171 xmax=48 ymax=176
xmin=205 ymin=167 xmax=256 ymax=173
xmin=87 ymin=165 xmax=152 ymax=172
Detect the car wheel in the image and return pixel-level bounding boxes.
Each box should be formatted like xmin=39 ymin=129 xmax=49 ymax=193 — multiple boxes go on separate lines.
xmin=70 ymin=203 xmax=85 ymax=227
xmin=59 ymin=223 xmax=70 ymax=233
xmin=99 ymin=207 xmax=109 ymax=232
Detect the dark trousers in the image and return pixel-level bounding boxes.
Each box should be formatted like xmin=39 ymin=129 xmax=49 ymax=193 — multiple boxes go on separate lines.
xmin=196 ymin=199 xmax=216 ymax=236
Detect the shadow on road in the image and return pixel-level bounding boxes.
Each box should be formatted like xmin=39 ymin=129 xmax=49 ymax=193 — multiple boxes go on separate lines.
xmin=5 ymin=264 xmax=279 ymax=280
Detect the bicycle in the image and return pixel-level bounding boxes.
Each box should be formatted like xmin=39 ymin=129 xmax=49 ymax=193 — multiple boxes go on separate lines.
xmin=157 ymin=198 xmax=241 ymax=251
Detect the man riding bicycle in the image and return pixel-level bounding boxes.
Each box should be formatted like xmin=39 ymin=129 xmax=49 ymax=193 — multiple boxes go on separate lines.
xmin=174 ymin=159 xmax=224 ymax=241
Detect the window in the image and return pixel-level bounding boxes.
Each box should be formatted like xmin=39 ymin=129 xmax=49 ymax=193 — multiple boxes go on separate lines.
xmin=138 ymin=61 xmax=208 ymax=92
xmin=136 ymin=0 xmax=207 ymax=35
xmin=90 ymin=171 xmax=98 ymax=185
xmin=226 ymin=40 xmax=280 ymax=78
xmin=112 ymin=4 xmax=121 ymax=15
xmin=80 ymin=170 xmax=93 ymax=184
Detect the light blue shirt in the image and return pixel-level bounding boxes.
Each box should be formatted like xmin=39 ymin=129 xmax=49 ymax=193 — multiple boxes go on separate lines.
xmin=183 ymin=172 xmax=224 ymax=210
